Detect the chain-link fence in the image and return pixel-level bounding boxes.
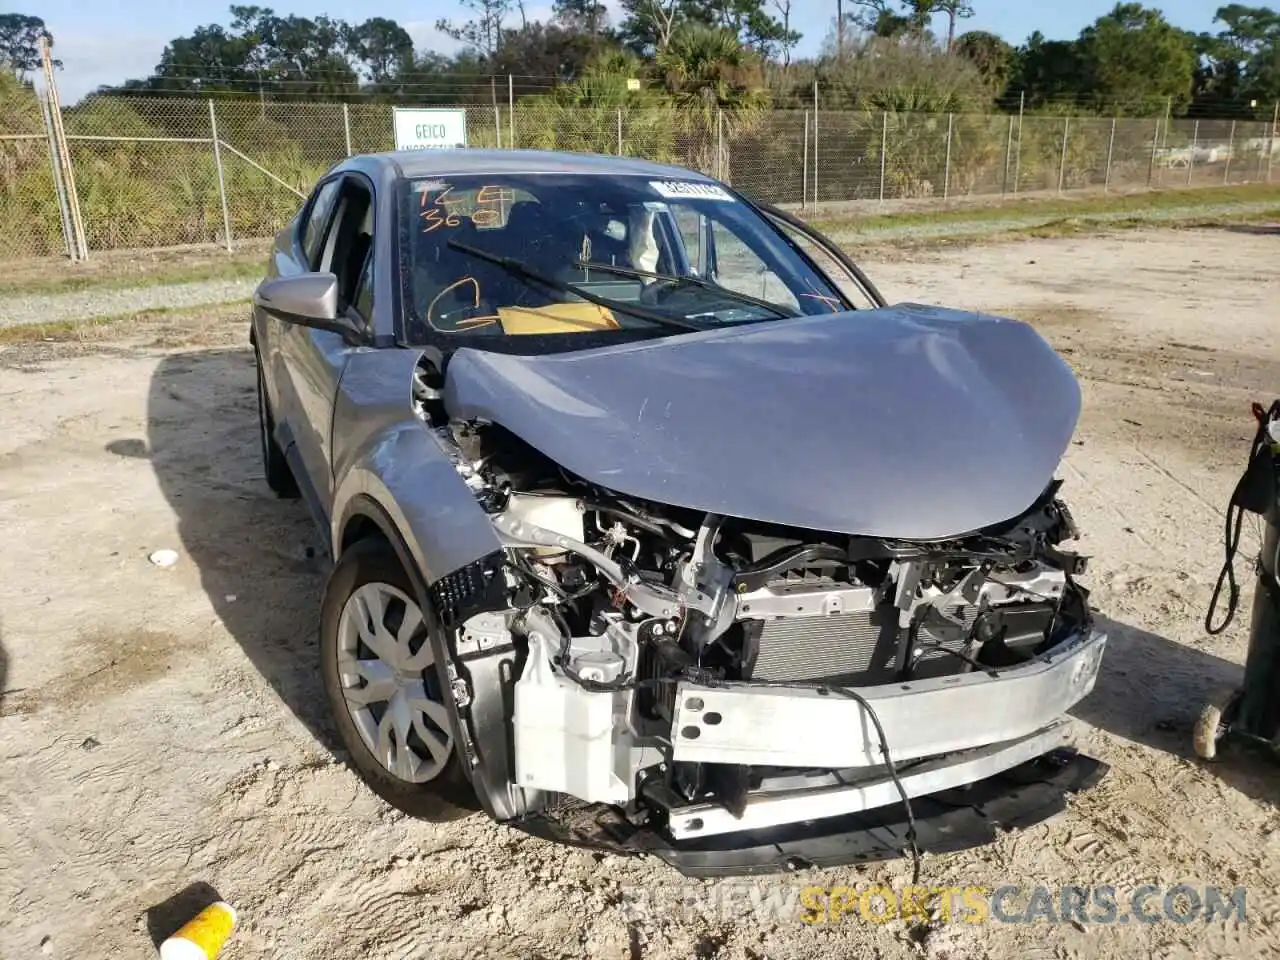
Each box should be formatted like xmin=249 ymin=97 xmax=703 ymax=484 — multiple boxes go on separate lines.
xmin=1 ymin=83 xmax=67 ymax=259
xmin=6 ymin=90 xmax=1280 ymax=262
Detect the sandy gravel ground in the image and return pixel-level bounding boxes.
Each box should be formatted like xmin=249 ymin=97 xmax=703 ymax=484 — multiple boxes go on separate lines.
xmin=2 ymin=227 xmax=1280 ymax=960
xmin=0 ymin=277 xmax=258 ymax=329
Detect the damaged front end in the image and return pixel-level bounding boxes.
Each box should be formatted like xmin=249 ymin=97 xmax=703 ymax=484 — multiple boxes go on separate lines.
xmin=412 ymin=363 xmax=1108 ymax=876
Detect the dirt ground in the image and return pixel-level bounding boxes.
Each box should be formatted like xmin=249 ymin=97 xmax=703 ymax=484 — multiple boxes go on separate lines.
xmin=2 ymin=227 xmax=1280 ymax=960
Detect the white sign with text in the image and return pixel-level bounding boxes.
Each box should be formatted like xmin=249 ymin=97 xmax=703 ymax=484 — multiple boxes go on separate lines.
xmin=392 ymin=108 xmax=468 ymax=151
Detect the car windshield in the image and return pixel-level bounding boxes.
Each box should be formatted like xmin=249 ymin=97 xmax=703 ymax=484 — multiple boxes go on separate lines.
xmin=397 ymin=172 xmax=849 ymax=345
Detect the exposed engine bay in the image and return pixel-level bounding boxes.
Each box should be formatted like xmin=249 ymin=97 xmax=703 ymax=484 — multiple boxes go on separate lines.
xmin=412 ymin=359 xmax=1106 ymax=845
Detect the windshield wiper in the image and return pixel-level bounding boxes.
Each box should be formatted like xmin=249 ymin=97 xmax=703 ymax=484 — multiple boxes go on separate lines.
xmin=571 ymin=260 xmax=800 ymax=319
xmin=445 ymin=239 xmax=706 ymax=333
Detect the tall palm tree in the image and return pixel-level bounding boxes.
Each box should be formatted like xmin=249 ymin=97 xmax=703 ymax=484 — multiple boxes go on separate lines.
xmin=935 ymin=0 xmax=974 ymax=50
xmin=654 ymin=25 xmax=769 ymax=114
xmin=904 ymin=0 xmax=936 ymax=39
xmin=653 ymin=25 xmax=770 ymax=177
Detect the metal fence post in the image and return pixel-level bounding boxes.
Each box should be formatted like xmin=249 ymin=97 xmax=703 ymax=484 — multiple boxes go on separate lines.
xmin=1012 ymin=91 xmax=1024 ymax=195
xmin=1002 ymin=114 xmax=1014 ymax=195
xmin=494 ymin=106 xmax=502 ymax=149
xmin=41 ymin=37 xmax=86 ymax=260
xmin=717 ymin=110 xmax=725 ymax=182
xmin=208 ymin=100 xmax=234 ymax=253
xmin=342 ymin=103 xmax=353 ymax=156
xmin=812 ymin=80 xmax=819 ymax=206
xmin=508 ymin=76 xmax=516 ymax=149
xmin=39 ymin=89 xmax=75 ymax=260
xmin=1104 ymin=116 xmax=1116 ymax=193
xmin=1224 ymin=119 xmax=1235 ymax=184
xmin=1270 ymin=103 xmax=1279 ymax=183
xmin=878 ymin=112 xmax=888 ymax=202
xmin=802 ymin=110 xmax=809 ymax=210
xmin=1148 ymin=118 xmax=1159 ymax=187
xmin=1257 ymin=117 xmax=1267 ymax=181
xmin=1057 ymin=116 xmax=1070 ymax=194
xmin=1158 ymin=98 xmax=1171 ymax=186
xmin=942 ymin=113 xmax=953 ymax=200
xmin=616 ymin=109 xmax=623 ymax=155
xmin=1186 ymin=119 xmax=1199 ymax=186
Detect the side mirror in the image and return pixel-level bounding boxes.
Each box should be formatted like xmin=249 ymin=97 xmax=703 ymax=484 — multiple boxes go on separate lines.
xmin=254 ymin=272 xmax=364 ymax=343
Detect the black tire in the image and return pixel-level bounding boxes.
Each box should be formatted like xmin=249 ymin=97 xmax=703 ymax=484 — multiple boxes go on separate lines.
xmin=256 ymin=352 xmax=300 ymax=499
xmin=320 ymin=536 xmax=478 ymax=820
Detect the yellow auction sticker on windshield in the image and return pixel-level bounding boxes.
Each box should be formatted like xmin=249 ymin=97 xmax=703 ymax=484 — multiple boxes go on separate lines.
xmin=649 ymin=180 xmax=734 ymax=201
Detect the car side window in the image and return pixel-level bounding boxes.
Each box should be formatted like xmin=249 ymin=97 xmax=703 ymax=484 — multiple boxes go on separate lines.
xmin=318 ymin=176 xmax=375 ymax=326
xmin=671 ymin=207 xmax=704 ymax=276
xmin=708 ymin=219 xmax=800 ymax=312
xmin=301 ymin=180 xmax=342 ymax=270
xmin=767 ymin=217 xmax=876 ymax=310
xmin=353 ymin=252 xmax=374 ymax=322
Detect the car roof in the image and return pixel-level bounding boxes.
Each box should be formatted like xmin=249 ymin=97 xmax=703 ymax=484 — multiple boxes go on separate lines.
xmin=347 ymin=148 xmax=717 ymax=183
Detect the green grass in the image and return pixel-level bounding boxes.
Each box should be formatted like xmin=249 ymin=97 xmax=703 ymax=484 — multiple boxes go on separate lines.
xmin=0 ymin=300 xmax=250 ymax=345
xmin=844 ymin=207 xmax=1280 ymax=252
xmin=0 ymin=249 xmax=268 ymax=298
xmin=810 ymin=183 xmax=1280 ymax=235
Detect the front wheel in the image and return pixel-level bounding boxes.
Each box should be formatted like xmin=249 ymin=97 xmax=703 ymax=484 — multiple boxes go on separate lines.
xmin=320 ymin=536 xmax=477 ymax=819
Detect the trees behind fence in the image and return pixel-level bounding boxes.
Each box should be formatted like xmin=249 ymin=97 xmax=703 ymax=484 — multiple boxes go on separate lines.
xmin=2 ymin=82 xmax=1277 ymax=261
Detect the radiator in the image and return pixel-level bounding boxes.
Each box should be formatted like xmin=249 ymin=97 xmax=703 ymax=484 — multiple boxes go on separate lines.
xmin=747 ymin=605 xmax=981 ymax=685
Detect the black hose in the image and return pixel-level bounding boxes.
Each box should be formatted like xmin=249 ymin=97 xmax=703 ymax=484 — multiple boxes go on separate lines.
xmin=913 ymin=642 xmax=1001 ymax=678
xmin=1206 ymin=401 xmax=1280 ymax=635
xmin=580 ymin=501 xmax=676 ymax=539
xmin=512 ymin=551 xmax=597 ymax=603
xmin=1205 ymin=496 xmax=1248 ymax=635
xmin=824 ymin=684 xmax=923 ymax=886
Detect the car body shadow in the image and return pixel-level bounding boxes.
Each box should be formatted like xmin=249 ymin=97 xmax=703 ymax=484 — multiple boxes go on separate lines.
xmin=131 ymin=348 xmax=339 ymax=756
xmin=1210 ymin=224 xmax=1280 ymax=236
xmin=0 ymin=615 xmax=8 ymax=715
xmin=1074 ymin=614 xmax=1277 ymax=805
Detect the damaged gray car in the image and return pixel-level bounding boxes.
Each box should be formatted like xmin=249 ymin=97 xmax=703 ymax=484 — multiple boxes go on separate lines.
xmin=250 ymin=148 xmax=1108 ymax=877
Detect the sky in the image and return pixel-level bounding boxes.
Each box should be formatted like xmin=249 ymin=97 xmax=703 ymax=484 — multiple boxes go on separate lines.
xmin=31 ymin=0 xmax=1223 ymax=103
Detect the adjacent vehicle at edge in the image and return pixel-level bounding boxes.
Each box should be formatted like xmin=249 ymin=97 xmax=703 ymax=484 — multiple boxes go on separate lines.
xmin=250 ymin=148 xmax=1108 ymax=877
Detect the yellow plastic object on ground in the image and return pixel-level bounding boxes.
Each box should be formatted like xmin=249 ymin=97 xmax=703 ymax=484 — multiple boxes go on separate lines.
xmin=158 ymin=902 xmax=237 ymax=960
xmin=498 ymin=302 xmax=619 ymax=334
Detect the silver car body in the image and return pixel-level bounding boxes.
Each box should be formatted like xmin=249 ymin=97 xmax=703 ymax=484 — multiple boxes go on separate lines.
xmin=253 ymin=149 xmax=1106 ymax=875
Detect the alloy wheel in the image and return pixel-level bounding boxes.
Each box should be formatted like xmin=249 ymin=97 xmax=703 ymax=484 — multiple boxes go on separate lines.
xmin=336 ymin=581 xmax=454 ymax=783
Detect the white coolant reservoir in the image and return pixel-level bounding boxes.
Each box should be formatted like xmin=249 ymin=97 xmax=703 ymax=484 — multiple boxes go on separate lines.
xmin=513 ymin=618 xmax=635 ymax=804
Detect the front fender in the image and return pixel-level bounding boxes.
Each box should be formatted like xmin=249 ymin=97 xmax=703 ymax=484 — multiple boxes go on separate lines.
xmin=331 ymin=420 xmax=503 ymax=583
xmin=328 ymin=348 xmax=503 ymax=583
xmin=327 ymin=349 xmax=523 ymax=820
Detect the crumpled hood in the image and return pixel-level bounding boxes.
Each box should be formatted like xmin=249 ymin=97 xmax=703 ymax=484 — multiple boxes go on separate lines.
xmin=441 ymin=304 xmax=1081 ymax=540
